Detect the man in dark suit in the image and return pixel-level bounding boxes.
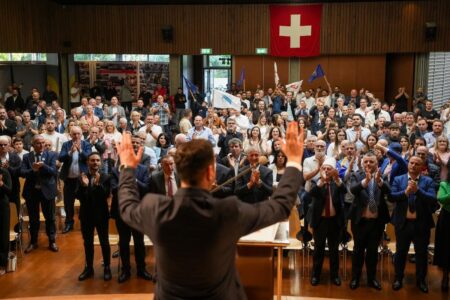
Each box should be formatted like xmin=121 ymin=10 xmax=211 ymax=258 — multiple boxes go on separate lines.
xmin=390 ymin=155 xmax=438 ymax=293
xmin=307 ymin=157 xmax=347 ymax=286
xmin=58 ymin=126 xmax=92 ymax=233
xmin=0 ymin=106 xmax=17 ymax=137
xmin=116 ymin=122 xmax=304 ymax=299
xmin=217 ymin=118 xmax=243 ymax=159
xmin=0 ymin=166 xmax=12 ymax=275
xmin=76 ymin=152 xmax=112 ymax=281
xmin=349 ymin=152 xmax=391 ymax=290
xmin=21 ymin=135 xmax=59 ymax=253
xmin=212 ymin=162 xmax=234 ymax=198
xmin=235 ymin=146 xmax=272 ymax=204
xmin=0 ymin=137 xmax=21 ymax=213
xmin=5 ymin=88 xmax=25 ymax=113
xmin=148 ymin=155 xmax=180 ymax=196
xmin=110 ymin=162 xmax=152 ymax=283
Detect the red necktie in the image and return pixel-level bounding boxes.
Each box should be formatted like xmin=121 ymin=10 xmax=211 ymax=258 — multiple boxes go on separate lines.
xmin=167 ymin=177 xmax=173 ymax=197
xmin=325 ymin=183 xmax=331 ymax=217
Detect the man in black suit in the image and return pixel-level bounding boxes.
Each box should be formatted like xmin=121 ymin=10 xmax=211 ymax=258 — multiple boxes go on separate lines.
xmin=0 ymin=106 xmax=17 ymax=137
xmin=235 ymin=146 xmax=272 ymax=203
xmin=0 ymin=166 xmax=12 ymax=276
xmin=217 ymin=118 xmax=243 ymax=159
xmin=20 ymin=135 xmax=59 ymax=253
xmin=390 ymin=156 xmax=438 ymax=293
xmin=0 ymin=136 xmax=21 ymax=213
xmin=116 ymin=122 xmax=304 ymax=299
xmin=5 ymin=88 xmax=25 ymax=113
xmin=76 ymin=152 xmax=112 ymax=281
xmin=111 ymin=163 xmax=153 ymax=283
xmin=349 ymin=152 xmax=391 ymax=290
xmin=148 ymin=155 xmax=180 ymax=196
xmin=307 ymin=157 xmax=347 ymax=286
xmin=212 ymin=162 xmax=234 ymax=198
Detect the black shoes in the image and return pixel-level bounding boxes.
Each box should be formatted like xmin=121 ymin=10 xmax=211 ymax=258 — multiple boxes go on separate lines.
xmin=78 ymin=267 xmax=94 ymax=281
xmin=349 ymin=278 xmax=359 ymax=290
xmin=417 ymin=281 xmax=428 ymax=293
xmin=62 ymin=224 xmax=73 ymax=234
xmin=118 ymin=271 xmax=131 ymax=283
xmin=137 ymin=269 xmax=153 ymax=281
xmin=24 ymin=243 xmax=38 ymax=254
xmin=368 ymin=279 xmax=382 ymax=290
xmin=104 ymin=266 xmax=112 ymax=281
xmin=331 ymin=276 xmax=341 ymax=286
xmin=310 ymin=276 xmax=320 ymax=286
xmin=49 ymin=243 xmax=59 ymax=252
xmin=392 ymin=279 xmax=402 ymax=291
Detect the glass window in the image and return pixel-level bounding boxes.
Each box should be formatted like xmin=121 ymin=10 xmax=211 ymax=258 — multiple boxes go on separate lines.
xmin=74 ymin=54 xmax=117 ymax=61
xmin=148 ymin=55 xmax=170 ymax=62
xmin=208 ymin=55 xmax=231 ymax=67
xmin=0 ymin=53 xmax=46 ymax=62
xmin=75 ymin=54 xmax=170 ymax=62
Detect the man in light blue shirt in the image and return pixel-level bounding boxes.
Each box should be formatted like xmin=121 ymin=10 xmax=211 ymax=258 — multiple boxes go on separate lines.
xmin=186 ymin=115 xmax=216 ymax=146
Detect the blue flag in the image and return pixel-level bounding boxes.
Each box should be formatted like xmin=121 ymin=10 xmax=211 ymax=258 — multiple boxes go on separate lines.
xmin=308 ymin=64 xmax=325 ymax=83
xmin=183 ymin=76 xmax=199 ymax=94
xmin=237 ymin=66 xmax=245 ymax=88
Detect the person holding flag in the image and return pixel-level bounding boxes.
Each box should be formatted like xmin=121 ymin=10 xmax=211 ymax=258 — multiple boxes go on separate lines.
xmin=309 ymin=64 xmax=333 ymax=107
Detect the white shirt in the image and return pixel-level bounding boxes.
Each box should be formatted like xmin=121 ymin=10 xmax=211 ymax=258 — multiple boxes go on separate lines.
xmin=41 ymin=132 xmax=68 ymax=153
xmin=303 ymin=155 xmax=329 ymax=192
xmin=138 ymin=124 xmax=163 ymax=148
xmin=164 ymin=173 xmax=178 ymax=196
xmin=70 ymin=87 xmax=80 ymax=103
xmin=345 ymin=127 xmax=371 ymax=151
xmin=365 ymin=109 xmax=391 ymax=127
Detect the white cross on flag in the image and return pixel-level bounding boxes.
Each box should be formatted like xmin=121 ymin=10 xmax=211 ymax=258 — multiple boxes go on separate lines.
xmin=270 ymin=5 xmax=322 ymax=57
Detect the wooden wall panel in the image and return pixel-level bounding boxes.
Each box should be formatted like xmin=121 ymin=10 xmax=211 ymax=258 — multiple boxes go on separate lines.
xmin=385 ymin=54 xmax=415 ymax=106
xmin=300 ymin=55 xmax=386 ymax=100
xmin=233 ymin=56 xmax=289 ymax=91
xmin=1 ymin=0 xmax=450 ymax=54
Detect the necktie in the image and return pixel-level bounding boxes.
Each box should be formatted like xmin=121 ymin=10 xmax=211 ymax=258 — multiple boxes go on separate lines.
xmin=367 ymin=177 xmax=377 ymax=213
xmin=167 ymin=176 xmax=173 ymax=197
xmin=36 ymin=154 xmax=41 ymax=162
xmin=325 ymin=183 xmax=331 ymax=217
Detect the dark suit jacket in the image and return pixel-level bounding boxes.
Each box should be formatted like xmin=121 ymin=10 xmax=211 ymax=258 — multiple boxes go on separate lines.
xmin=89 ymin=139 xmax=106 ymax=156
xmin=118 ymin=166 xmax=302 ymax=299
xmin=390 ymin=174 xmax=437 ymax=229
xmin=20 ymin=151 xmax=58 ymax=201
xmin=235 ymin=165 xmax=273 ymax=204
xmin=58 ymin=140 xmax=92 ymax=180
xmin=306 ymin=180 xmax=347 ymax=229
xmin=5 ymin=152 xmax=21 ymax=204
xmin=148 ymin=170 xmax=180 ymax=195
xmin=0 ymin=119 xmax=17 ymax=137
xmin=5 ymin=95 xmax=25 ymax=112
xmin=213 ymin=163 xmax=234 ymax=198
xmin=75 ymin=172 xmax=111 ymax=221
xmin=349 ymin=171 xmax=391 ymax=225
xmin=110 ymin=165 xmax=148 ymax=219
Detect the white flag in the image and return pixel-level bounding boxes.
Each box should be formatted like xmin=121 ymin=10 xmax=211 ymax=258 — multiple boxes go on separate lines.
xmin=212 ymin=89 xmax=241 ymax=111
xmin=274 ymin=62 xmax=280 ymax=86
xmin=285 ymin=80 xmax=303 ymax=95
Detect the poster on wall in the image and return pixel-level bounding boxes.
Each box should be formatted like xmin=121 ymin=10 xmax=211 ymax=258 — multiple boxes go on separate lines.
xmin=96 ymin=62 xmax=138 ymax=99
xmin=139 ymin=62 xmax=170 ymax=94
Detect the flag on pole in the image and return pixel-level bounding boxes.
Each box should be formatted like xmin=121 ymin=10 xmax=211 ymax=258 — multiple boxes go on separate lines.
xmin=274 ymin=62 xmax=280 ymax=86
xmin=212 ymin=89 xmax=241 ymax=111
xmin=285 ymin=80 xmax=303 ymax=95
xmin=237 ymin=66 xmax=246 ymax=89
xmin=308 ymin=64 xmax=325 ymax=83
xmin=183 ymin=75 xmax=199 ymax=94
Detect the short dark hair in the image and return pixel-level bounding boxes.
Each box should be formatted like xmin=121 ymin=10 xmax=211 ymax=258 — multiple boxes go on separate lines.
xmin=87 ymin=152 xmax=101 ymax=160
xmin=174 ymin=140 xmax=214 ymax=186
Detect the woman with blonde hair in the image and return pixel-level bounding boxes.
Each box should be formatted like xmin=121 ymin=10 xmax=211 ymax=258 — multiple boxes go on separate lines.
xmin=430 ymin=135 xmax=450 ymax=181
xmin=103 ymin=120 xmax=122 ymax=162
xmin=256 ymin=114 xmax=271 ymax=140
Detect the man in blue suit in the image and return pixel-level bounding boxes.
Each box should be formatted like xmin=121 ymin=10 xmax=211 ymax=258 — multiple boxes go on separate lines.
xmin=21 ymin=135 xmax=59 ymax=253
xmin=377 ymin=143 xmax=408 ymax=185
xmin=390 ymin=155 xmax=438 ymax=293
xmin=58 ymin=126 xmax=92 ymax=233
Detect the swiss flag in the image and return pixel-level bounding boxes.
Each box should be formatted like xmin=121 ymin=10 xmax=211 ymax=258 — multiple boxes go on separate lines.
xmin=270 ymin=5 xmax=322 ymax=57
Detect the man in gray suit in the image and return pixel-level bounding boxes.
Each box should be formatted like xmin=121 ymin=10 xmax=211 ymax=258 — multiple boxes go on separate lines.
xmin=117 ymin=122 xmax=304 ymax=299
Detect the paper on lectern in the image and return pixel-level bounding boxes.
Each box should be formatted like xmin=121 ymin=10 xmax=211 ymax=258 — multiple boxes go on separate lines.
xmin=239 ymin=223 xmax=280 ymax=242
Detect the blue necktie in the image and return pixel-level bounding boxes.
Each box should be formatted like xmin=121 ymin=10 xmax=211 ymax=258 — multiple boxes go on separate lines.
xmin=408 ymin=194 xmax=416 ymax=213
xmin=367 ymin=177 xmax=377 ymax=213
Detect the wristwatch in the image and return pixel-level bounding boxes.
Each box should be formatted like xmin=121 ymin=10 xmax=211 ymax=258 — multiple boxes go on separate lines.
xmin=119 ymin=164 xmax=132 ymax=172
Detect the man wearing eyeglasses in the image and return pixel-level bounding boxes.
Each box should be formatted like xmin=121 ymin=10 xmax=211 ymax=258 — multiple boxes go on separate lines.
xmin=21 ymin=135 xmax=59 ymax=253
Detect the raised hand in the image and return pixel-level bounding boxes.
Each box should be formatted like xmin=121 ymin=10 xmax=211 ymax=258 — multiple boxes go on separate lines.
xmin=116 ymin=132 xmax=143 ymax=168
xmin=81 ymin=173 xmax=89 ymax=187
xmin=280 ymin=122 xmax=304 ymax=164
xmin=94 ymin=172 xmax=100 ymax=186
xmin=375 ymin=169 xmax=382 ymax=183
xmin=0 ymin=174 xmax=3 ymax=187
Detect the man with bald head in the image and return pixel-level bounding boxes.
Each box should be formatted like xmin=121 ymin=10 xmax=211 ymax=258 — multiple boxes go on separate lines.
xmin=59 ymin=126 xmax=92 ymax=233
xmin=21 ymin=135 xmax=59 ymax=253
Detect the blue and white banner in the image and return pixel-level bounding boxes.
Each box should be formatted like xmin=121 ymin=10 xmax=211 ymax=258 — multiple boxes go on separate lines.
xmin=212 ymin=89 xmax=241 ymax=111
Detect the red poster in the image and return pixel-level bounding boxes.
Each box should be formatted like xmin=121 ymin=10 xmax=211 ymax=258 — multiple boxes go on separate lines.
xmin=270 ymin=5 xmax=322 ymax=57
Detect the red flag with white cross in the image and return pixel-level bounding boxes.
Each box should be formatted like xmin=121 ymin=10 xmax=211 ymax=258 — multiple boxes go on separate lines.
xmin=270 ymin=5 xmax=322 ymax=57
